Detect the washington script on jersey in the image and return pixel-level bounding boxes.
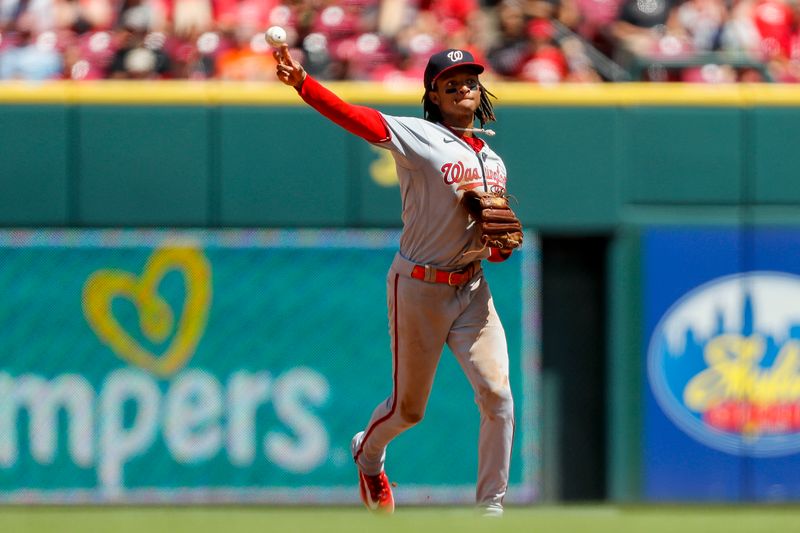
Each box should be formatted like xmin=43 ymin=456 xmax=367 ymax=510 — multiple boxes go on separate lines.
xmin=647 ymin=271 xmax=800 ymax=457
xmin=441 ymin=160 xmax=507 ymax=193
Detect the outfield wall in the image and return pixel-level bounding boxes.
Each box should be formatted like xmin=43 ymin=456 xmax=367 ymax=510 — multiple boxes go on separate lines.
xmin=2 ymin=82 xmax=800 ymax=503
xmin=1 ymin=82 xmax=800 ymax=230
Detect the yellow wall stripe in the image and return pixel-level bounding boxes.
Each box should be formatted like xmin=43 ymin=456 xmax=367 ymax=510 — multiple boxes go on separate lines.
xmin=1 ymin=81 xmax=800 ymax=106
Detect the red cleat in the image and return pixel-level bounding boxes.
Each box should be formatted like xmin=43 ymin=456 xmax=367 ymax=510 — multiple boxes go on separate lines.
xmin=357 ymin=469 xmax=395 ymax=514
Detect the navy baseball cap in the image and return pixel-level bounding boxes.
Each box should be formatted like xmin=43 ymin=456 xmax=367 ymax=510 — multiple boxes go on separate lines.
xmin=424 ymin=49 xmax=485 ymax=90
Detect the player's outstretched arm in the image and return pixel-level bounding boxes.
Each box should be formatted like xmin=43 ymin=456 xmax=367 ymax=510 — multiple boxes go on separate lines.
xmin=271 ymin=44 xmax=388 ymax=143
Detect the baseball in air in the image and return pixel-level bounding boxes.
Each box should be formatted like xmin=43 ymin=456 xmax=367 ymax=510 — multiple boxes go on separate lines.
xmin=265 ymin=26 xmax=286 ymax=47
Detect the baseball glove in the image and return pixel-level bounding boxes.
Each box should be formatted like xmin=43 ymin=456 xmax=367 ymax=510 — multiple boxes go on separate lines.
xmin=461 ymin=190 xmax=524 ymax=250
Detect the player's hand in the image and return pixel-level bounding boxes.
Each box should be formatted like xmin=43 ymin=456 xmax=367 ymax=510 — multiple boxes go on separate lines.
xmin=274 ymin=44 xmax=306 ymax=88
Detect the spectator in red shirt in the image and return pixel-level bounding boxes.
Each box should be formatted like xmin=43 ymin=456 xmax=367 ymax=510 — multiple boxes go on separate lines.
xmin=518 ymin=17 xmax=569 ymax=82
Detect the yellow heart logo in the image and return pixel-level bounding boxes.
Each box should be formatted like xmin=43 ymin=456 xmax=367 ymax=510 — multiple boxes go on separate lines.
xmin=82 ymin=246 xmax=212 ymax=377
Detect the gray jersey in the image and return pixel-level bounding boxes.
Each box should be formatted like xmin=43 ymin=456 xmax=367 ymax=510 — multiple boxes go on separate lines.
xmin=373 ymin=114 xmax=508 ymax=270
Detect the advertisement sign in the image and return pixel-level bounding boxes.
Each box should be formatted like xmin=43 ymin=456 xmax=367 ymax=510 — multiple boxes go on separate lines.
xmin=644 ymin=227 xmax=800 ymax=501
xmin=0 ymin=230 xmax=537 ymax=504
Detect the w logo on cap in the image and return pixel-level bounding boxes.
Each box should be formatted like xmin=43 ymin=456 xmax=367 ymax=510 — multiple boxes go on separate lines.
xmin=424 ymin=49 xmax=484 ymax=89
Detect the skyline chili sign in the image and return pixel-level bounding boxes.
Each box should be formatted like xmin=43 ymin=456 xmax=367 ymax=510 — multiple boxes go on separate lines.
xmin=644 ymin=227 xmax=800 ymax=501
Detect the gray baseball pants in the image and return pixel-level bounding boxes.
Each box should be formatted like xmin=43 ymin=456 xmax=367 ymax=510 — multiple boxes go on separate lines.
xmin=352 ymin=252 xmax=515 ymax=511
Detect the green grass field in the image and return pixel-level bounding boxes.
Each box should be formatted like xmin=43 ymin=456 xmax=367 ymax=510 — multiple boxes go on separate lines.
xmin=2 ymin=505 xmax=800 ymax=533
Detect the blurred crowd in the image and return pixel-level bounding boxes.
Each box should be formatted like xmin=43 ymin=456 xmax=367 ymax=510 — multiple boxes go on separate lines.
xmin=1 ymin=0 xmax=799 ymax=83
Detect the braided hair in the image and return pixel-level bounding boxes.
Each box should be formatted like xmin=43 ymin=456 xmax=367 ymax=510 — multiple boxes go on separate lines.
xmin=422 ymin=81 xmax=497 ymax=127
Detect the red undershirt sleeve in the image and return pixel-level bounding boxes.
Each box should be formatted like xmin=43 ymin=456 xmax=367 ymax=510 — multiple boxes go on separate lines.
xmin=296 ymin=75 xmax=389 ymax=143
xmin=487 ymin=247 xmax=513 ymax=262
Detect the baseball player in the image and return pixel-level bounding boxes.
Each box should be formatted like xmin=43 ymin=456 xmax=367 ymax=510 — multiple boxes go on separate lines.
xmin=274 ymin=45 xmax=521 ymax=517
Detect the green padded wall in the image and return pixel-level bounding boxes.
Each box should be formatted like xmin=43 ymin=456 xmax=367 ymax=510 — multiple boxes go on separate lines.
xmin=623 ymin=107 xmax=744 ymax=205
xmin=752 ymin=108 xmax=800 ymax=204
xmin=0 ymin=106 xmax=70 ymax=225
xmin=218 ymin=108 xmax=349 ymax=227
xmin=78 ymin=106 xmax=211 ymax=226
xmin=2 ymin=93 xmax=800 ymax=230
